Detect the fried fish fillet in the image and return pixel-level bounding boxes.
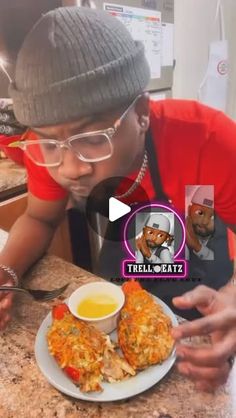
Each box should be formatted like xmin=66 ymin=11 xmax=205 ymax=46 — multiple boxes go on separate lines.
xmin=118 ymin=282 xmax=174 ymax=370
xmin=47 ymin=304 xmax=135 ymax=392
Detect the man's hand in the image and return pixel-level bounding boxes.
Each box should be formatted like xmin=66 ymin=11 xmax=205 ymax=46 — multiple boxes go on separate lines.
xmin=171 ymin=285 xmax=236 ymax=391
xmin=186 ymin=216 xmax=201 ymax=252
xmin=0 ymin=273 xmax=14 ymax=330
xmin=136 ymin=235 xmax=151 ymax=259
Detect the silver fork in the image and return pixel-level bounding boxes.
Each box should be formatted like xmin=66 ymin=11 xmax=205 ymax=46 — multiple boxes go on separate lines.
xmin=0 ymin=283 xmax=69 ymax=301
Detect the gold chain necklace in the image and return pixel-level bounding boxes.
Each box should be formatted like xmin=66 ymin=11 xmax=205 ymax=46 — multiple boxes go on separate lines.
xmin=114 ymin=150 xmax=148 ymax=199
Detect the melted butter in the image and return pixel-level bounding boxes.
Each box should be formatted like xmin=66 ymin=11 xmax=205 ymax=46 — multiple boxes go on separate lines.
xmin=77 ymin=293 xmax=118 ymax=318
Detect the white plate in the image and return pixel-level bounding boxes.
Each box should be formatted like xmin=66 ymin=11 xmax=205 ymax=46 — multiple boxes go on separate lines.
xmin=35 ymin=296 xmax=177 ymax=402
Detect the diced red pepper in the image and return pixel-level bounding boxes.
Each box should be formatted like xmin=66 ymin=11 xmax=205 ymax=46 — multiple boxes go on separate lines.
xmin=52 ymin=303 xmax=69 ymax=320
xmin=122 ymin=280 xmax=142 ymax=295
xmin=64 ymin=366 xmax=80 ymax=382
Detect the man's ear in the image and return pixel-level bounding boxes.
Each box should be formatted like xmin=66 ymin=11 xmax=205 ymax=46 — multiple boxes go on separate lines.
xmin=135 ymin=93 xmax=150 ymax=132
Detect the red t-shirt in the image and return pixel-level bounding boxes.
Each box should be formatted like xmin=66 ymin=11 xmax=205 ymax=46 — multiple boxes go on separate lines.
xmin=23 ymin=99 xmax=236 ymax=225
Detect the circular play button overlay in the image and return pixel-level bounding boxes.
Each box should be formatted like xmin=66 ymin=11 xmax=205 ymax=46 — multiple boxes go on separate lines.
xmin=85 ymin=176 xmax=150 ymax=242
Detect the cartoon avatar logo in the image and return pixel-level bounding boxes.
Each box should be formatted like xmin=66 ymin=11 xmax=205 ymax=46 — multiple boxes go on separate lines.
xmin=136 ymin=213 xmax=174 ymax=264
xmin=123 ymin=203 xmax=186 ymax=278
xmin=186 ymin=186 xmax=215 ymax=260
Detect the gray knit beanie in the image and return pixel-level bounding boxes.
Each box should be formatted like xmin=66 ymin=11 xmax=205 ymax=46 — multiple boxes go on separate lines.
xmin=10 ymin=6 xmax=150 ymax=127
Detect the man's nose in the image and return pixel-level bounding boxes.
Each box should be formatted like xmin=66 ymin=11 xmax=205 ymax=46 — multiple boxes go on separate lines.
xmin=202 ymin=216 xmax=210 ymax=226
xmin=57 ymin=148 xmax=93 ymax=180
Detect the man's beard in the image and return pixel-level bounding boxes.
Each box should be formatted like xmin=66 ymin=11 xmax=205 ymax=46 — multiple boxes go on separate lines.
xmin=193 ymin=224 xmax=215 ymax=238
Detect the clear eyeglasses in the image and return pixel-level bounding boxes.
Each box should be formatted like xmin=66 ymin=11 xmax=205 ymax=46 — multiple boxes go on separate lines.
xmin=9 ymin=96 xmax=140 ymax=167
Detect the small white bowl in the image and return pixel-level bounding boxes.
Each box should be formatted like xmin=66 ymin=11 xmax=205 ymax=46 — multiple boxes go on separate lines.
xmin=68 ymin=282 xmax=125 ymax=334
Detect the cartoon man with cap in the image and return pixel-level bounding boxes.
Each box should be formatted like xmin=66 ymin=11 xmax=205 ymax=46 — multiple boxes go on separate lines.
xmin=186 ymin=186 xmax=215 ymax=260
xmin=136 ymin=213 xmax=174 ymax=263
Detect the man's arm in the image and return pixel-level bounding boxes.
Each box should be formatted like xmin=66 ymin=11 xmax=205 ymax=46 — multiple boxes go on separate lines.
xmin=148 ymin=248 xmax=173 ymax=264
xmin=0 ymin=193 xmax=68 ymax=330
xmin=228 ymin=224 xmax=236 ymax=234
xmin=0 ymin=192 xmax=69 ymax=279
xmin=135 ymin=250 xmax=144 ymax=263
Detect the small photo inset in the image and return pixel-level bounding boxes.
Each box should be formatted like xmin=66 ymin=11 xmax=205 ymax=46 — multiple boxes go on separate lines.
xmin=185 ymin=185 xmax=215 ymax=261
xmin=135 ymin=212 xmax=174 ymax=264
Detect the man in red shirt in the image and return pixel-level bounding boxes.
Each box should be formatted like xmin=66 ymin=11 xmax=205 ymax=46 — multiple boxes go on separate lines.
xmin=1 ymin=7 xmax=236 ymax=391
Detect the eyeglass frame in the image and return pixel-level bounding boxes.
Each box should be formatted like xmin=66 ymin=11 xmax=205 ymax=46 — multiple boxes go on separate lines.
xmin=9 ymin=95 xmax=141 ymax=167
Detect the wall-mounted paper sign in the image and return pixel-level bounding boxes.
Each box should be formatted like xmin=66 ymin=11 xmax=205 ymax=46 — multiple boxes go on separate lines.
xmin=104 ymin=3 xmax=162 ymax=79
xmin=161 ymin=22 xmax=174 ymax=67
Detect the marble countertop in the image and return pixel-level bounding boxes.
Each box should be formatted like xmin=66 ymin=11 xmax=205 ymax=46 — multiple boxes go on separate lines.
xmin=0 ymin=159 xmax=26 ymax=192
xmin=0 ymin=255 xmax=235 ymax=418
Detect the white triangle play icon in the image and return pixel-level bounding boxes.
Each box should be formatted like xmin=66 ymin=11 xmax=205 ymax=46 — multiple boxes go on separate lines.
xmin=109 ymin=197 xmax=131 ymax=222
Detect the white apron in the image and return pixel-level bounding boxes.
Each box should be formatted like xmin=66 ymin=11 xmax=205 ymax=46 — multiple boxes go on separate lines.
xmin=198 ymin=0 xmax=228 ymax=112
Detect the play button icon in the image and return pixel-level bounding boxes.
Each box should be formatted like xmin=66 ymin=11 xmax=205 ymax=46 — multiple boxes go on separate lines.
xmin=85 ymin=176 xmax=150 ymax=241
xmin=109 ymin=197 xmax=131 ymax=222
